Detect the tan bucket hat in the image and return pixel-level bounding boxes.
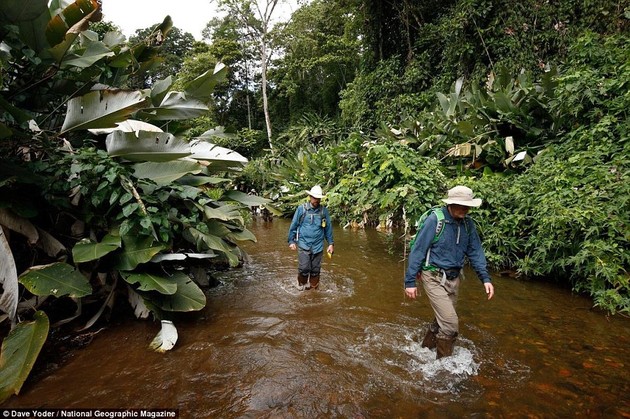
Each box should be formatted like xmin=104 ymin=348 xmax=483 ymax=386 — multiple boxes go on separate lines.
xmin=442 ymin=185 xmax=482 ymax=207
xmin=305 ymin=185 xmax=325 ymax=199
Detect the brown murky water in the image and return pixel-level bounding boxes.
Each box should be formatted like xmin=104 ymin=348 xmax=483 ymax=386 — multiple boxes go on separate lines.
xmin=3 ymin=218 xmax=630 ymax=418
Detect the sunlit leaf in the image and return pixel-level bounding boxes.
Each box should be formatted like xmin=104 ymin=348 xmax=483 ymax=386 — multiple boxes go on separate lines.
xmin=19 ymin=263 xmax=91 ymax=298
xmin=223 ymin=190 xmax=270 ymax=207
xmin=0 ymin=311 xmax=49 ymax=403
xmin=149 ymin=320 xmax=178 ymax=352
xmin=61 ymin=90 xmax=151 ymax=133
xmin=137 ymin=92 xmax=209 ymax=121
xmin=106 ymin=130 xmax=192 ymax=162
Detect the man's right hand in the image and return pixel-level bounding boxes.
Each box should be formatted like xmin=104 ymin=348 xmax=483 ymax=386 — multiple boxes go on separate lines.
xmin=405 ymin=287 xmax=418 ymax=299
xmin=289 ymin=243 xmax=297 ymax=250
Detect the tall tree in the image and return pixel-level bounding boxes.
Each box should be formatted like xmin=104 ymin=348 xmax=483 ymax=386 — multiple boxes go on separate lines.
xmin=213 ymin=0 xmax=287 ymax=151
xmin=271 ymin=0 xmax=362 ymax=124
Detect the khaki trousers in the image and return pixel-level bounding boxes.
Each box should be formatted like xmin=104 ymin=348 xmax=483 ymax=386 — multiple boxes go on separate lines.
xmin=421 ymin=270 xmax=461 ymax=338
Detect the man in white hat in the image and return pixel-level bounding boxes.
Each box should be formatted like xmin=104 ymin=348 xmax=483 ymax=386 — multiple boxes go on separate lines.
xmin=288 ymin=185 xmax=334 ymax=290
xmin=403 ymin=185 xmax=494 ymax=359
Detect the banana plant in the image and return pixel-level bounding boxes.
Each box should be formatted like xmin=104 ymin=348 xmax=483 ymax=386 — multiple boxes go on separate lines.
xmin=0 ymin=0 xmax=266 ymax=403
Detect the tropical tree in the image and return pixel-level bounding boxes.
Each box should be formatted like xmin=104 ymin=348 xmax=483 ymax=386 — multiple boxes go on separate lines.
xmin=212 ymin=0 xmax=289 ymax=151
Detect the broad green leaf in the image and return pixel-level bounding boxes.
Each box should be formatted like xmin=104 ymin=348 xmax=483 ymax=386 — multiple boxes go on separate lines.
xmin=19 ymin=263 xmax=91 ymax=298
xmin=199 ymin=203 xmax=244 ymax=223
xmin=149 ymin=273 xmax=206 ymax=312
xmin=436 ymin=92 xmax=450 ymax=114
xmin=114 ymin=236 xmax=165 ymax=271
xmin=132 ymin=160 xmax=203 ymax=185
xmin=0 ymin=228 xmax=19 ymax=320
xmin=137 ymin=92 xmax=209 ymax=121
xmin=121 ymin=272 xmax=177 ymax=295
xmin=106 ymin=131 xmax=191 ymax=162
xmin=223 ymin=189 xmax=270 ymax=207
xmin=60 ymin=90 xmax=151 ymax=133
xmin=149 ymin=320 xmax=178 ymax=352
xmin=150 ymin=77 xmax=173 ymax=107
xmin=72 ymin=234 xmax=121 ymax=263
xmin=184 ymin=62 xmax=228 ymax=101
xmin=0 ymin=311 xmax=49 ymax=403
xmin=184 ymin=228 xmax=239 ymax=267
xmin=60 ymin=40 xmax=115 ymax=68
xmin=227 ymin=228 xmax=257 ymax=243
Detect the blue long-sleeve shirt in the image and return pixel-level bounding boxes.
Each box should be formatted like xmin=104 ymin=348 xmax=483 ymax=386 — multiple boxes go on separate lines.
xmin=288 ymin=203 xmax=333 ymax=253
xmin=404 ymin=206 xmax=491 ymax=287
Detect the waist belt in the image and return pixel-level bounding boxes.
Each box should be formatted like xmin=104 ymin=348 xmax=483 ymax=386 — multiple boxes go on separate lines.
xmin=438 ymin=268 xmax=461 ymax=286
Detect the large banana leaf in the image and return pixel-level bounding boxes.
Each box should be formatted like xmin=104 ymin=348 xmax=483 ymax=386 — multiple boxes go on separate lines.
xmin=0 ymin=311 xmax=49 ymax=403
xmin=114 ymin=235 xmax=165 ymax=271
xmin=60 ymin=90 xmax=151 ymax=133
xmin=137 ymin=92 xmax=209 ymax=121
xmin=89 ymin=120 xmax=163 ymax=136
xmin=19 ymin=263 xmax=92 ymax=298
xmin=224 ymin=190 xmax=270 ymax=207
xmin=106 ymin=131 xmax=192 ymax=162
xmin=148 ymin=273 xmax=206 ymax=312
xmin=184 ymin=227 xmax=239 ymax=267
xmin=189 ymin=141 xmax=248 ymax=169
xmin=46 ymin=0 xmax=101 ymax=63
xmin=184 ymin=62 xmax=228 ymax=102
xmin=121 ymin=272 xmax=178 ymax=295
xmin=0 ymin=228 xmax=18 ymax=321
xmin=60 ymin=38 xmax=115 ymax=69
xmin=132 ymin=161 xmax=203 ymax=185
xmin=72 ymin=233 xmax=122 ymax=263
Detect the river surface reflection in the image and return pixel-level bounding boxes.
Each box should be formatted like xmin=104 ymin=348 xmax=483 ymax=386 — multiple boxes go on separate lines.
xmin=3 ymin=218 xmax=630 ymax=418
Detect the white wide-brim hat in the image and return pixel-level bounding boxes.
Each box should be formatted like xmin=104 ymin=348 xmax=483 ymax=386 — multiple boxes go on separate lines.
xmin=442 ymin=185 xmax=482 ymax=207
xmin=305 ymin=185 xmax=325 ymax=199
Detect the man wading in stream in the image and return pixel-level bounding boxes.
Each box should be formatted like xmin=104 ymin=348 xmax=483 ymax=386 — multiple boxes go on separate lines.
xmin=288 ymin=185 xmax=334 ymax=290
xmin=404 ymin=185 xmax=494 ymax=359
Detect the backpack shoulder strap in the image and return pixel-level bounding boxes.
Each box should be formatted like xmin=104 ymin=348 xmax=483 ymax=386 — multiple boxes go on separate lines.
xmin=298 ymin=203 xmax=308 ymax=226
xmin=431 ymin=207 xmax=446 ymax=243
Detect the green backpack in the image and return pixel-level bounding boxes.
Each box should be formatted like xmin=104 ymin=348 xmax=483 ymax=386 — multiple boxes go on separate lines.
xmin=408 ymin=207 xmax=446 ymax=249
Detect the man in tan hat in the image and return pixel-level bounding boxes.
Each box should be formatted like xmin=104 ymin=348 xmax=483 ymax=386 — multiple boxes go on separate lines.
xmin=403 ymin=185 xmax=494 ymax=359
xmin=288 ymin=185 xmax=334 ymax=290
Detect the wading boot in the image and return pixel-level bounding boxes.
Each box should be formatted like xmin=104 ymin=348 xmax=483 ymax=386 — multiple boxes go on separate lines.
xmin=309 ymin=275 xmax=320 ymax=289
xmin=297 ymin=274 xmax=309 ymax=291
xmin=436 ymin=335 xmax=457 ymax=359
xmin=421 ymin=322 xmax=439 ymax=349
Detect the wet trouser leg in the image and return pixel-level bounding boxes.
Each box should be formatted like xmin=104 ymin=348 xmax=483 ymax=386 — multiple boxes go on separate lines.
xmin=421 ymin=270 xmax=460 ymax=339
xmin=298 ymin=248 xmax=323 ymax=289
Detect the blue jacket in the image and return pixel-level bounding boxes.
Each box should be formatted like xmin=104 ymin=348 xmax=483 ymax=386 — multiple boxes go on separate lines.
xmin=288 ymin=202 xmax=333 ymax=253
xmin=404 ymin=206 xmax=491 ymax=287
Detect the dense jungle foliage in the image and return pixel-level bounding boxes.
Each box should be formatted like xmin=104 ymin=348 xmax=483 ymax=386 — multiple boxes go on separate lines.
xmin=0 ymin=0 xmax=628 ymax=404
